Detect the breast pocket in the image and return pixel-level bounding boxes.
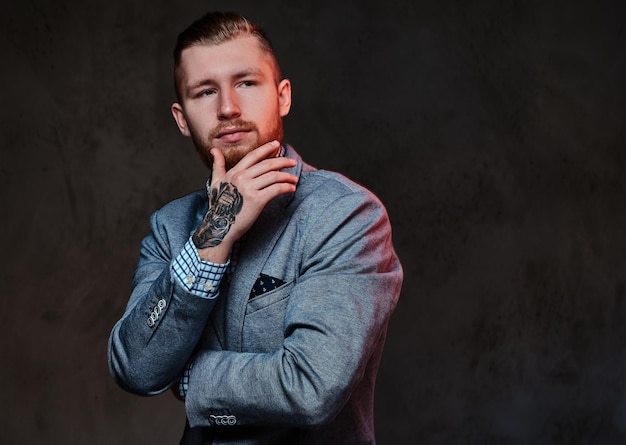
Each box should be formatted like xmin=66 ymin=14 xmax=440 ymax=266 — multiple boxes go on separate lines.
xmin=242 ymin=280 xmax=294 ymax=352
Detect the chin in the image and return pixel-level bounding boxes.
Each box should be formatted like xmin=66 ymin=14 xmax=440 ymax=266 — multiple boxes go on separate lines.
xmin=221 ymin=144 xmax=256 ymax=170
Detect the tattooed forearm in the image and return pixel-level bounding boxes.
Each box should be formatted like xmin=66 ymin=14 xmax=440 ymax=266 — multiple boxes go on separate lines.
xmin=192 ymin=182 xmax=244 ymax=249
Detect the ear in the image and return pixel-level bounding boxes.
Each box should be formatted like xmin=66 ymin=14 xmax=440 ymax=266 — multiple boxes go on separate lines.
xmin=277 ymin=79 xmax=292 ymax=117
xmin=171 ymin=102 xmax=191 ymax=136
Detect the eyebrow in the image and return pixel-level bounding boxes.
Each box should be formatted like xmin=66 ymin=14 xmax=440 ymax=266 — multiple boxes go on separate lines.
xmin=186 ymin=68 xmax=265 ymax=93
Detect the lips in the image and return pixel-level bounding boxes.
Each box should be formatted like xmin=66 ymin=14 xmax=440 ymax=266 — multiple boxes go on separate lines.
xmin=215 ymin=126 xmax=252 ymax=142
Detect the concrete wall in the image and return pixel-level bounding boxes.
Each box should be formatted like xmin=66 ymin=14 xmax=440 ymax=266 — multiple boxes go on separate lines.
xmin=1 ymin=0 xmax=625 ymax=443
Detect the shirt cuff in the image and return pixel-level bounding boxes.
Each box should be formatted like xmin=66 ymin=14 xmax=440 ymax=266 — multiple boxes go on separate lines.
xmin=171 ymin=238 xmax=228 ymax=299
xmin=178 ymin=359 xmax=194 ymax=399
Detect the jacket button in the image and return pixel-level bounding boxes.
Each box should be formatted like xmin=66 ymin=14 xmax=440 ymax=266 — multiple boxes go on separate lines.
xmin=209 ymin=414 xmax=237 ymax=426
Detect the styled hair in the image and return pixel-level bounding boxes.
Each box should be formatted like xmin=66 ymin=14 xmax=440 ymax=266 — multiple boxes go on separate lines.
xmin=173 ymin=11 xmax=282 ymax=101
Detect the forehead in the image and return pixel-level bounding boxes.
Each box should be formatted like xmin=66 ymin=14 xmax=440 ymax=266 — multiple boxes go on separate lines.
xmin=178 ymin=35 xmax=275 ymax=82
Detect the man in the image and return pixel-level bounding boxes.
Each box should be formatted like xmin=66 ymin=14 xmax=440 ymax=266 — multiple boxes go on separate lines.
xmin=108 ymin=11 xmax=403 ymax=444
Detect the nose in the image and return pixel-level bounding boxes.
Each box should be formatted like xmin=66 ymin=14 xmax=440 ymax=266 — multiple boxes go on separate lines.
xmin=217 ymin=87 xmax=241 ymax=120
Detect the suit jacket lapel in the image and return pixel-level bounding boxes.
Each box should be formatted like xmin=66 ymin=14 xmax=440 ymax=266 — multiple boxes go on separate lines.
xmin=222 ymin=197 xmax=289 ymax=351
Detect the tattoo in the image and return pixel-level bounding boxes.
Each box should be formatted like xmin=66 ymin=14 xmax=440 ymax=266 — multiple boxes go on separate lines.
xmin=192 ymin=182 xmax=243 ymax=249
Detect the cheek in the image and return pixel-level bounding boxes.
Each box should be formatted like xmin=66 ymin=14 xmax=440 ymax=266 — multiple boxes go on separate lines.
xmin=247 ymin=91 xmax=279 ymax=114
xmin=255 ymin=101 xmax=281 ymax=126
xmin=187 ymin=110 xmax=215 ymax=133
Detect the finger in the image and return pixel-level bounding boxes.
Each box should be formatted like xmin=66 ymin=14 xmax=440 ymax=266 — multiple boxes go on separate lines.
xmin=235 ymin=156 xmax=297 ymax=180
xmin=256 ymin=182 xmax=298 ymax=201
xmin=237 ymin=171 xmax=298 ymax=194
xmin=238 ymin=181 xmax=297 ymax=211
xmin=231 ymin=140 xmax=281 ymax=171
xmin=210 ymin=148 xmax=226 ymax=186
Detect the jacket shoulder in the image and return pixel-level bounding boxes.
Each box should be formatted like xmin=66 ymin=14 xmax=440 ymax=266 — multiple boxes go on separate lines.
xmin=151 ymin=190 xmax=206 ymax=227
xmin=296 ymin=168 xmax=384 ymax=209
xmin=145 ymin=190 xmax=207 ymax=252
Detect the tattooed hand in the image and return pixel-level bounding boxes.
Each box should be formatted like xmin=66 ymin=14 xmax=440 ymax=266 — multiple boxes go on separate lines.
xmin=192 ymin=182 xmax=244 ymax=249
xmin=193 ymin=140 xmax=298 ymax=263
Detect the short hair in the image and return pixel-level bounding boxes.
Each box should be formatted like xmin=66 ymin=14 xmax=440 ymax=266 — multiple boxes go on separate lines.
xmin=173 ymin=11 xmax=282 ymax=102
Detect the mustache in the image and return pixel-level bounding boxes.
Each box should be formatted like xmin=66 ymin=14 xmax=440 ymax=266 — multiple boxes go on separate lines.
xmin=208 ymin=119 xmax=257 ymax=139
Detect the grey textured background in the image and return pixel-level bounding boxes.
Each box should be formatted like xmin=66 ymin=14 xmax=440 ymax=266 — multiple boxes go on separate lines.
xmin=2 ymin=0 xmax=626 ymax=443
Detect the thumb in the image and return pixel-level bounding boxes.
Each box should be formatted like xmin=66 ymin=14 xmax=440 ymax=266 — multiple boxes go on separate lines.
xmin=210 ymin=148 xmax=226 ymax=186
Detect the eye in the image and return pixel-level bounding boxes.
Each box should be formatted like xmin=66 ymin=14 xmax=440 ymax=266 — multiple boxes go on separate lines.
xmin=199 ymin=89 xmax=216 ymax=97
xmin=239 ymin=80 xmax=255 ymax=88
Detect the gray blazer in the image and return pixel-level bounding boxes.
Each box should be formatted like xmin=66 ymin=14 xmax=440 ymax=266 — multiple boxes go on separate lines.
xmin=109 ymin=145 xmax=403 ymax=444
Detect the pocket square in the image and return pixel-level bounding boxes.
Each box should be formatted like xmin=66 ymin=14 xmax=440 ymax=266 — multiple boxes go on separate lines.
xmin=250 ymin=273 xmax=286 ymax=299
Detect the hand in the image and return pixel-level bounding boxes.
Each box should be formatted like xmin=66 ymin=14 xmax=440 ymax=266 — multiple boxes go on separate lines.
xmin=192 ymin=141 xmax=298 ymax=262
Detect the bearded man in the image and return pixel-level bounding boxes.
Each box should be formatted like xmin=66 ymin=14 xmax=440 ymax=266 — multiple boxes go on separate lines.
xmin=109 ymin=11 xmax=403 ymax=445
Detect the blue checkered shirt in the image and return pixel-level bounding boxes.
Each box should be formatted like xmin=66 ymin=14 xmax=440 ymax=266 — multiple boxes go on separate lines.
xmin=171 ymin=238 xmax=229 ymax=299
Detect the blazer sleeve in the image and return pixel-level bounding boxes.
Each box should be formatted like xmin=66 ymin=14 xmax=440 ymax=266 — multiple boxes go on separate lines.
xmin=108 ymin=209 xmax=219 ymax=395
xmin=185 ymin=189 xmax=403 ymax=428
